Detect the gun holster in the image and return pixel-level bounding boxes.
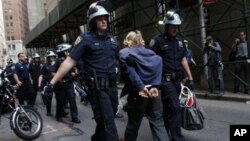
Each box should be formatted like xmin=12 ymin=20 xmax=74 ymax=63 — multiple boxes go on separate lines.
xmin=84 ymin=77 xmax=95 ymax=90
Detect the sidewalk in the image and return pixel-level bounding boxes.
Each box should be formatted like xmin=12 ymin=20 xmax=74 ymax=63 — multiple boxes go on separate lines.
xmin=117 ymin=84 xmax=250 ymax=103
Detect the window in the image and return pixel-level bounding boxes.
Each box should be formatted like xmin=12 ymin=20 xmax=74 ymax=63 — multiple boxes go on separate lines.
xmin=8 ymin=45 xmax=11 ymax=50
xmin=11 ymin=36 xmax=14 ymax=40
xmin=12 ymin=45 xmax=15 ymax=50
xmin=155 ymin=0 xmax=166 ymax=16
xmin=5 ymin=15 xmax=8 ymax=20
xmin=9 ymin=15 xmax=13 ymax=20
xmin=7 ymin=36 xmax=10 ymax=40
xmin=10 ymin=22 xmax=13 ymax=26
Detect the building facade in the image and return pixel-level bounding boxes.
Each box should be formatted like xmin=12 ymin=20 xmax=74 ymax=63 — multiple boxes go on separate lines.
xmin=0 ymin=0 xmax=7 ymax=67
xmin=27 ymin=0 xmax=46 ymax=31
xmin=2 ymin=0 xmax=29 ymax=64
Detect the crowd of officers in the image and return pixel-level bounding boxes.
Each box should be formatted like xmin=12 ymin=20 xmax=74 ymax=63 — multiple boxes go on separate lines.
xmin=5 ymin=45 xmax=81 ymax=123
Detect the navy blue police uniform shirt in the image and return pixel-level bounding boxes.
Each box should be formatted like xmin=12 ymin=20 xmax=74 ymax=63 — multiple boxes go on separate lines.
xmin=13 ymin=62 xmax=30 ymax=81
xmin=41 ymin=62 xmax=54 ymax=82
xmin=150 ymin=34 xmax=187 ymax=74
xmin=69 ymin=31 xmax=118 ymax=77
xmin=119 ymin=46 xmax=163 ymax=91
xmin=29 ymin=62 xmax=42 ymax=80
xmin=51 ymin=58 xmax=73 ymax=82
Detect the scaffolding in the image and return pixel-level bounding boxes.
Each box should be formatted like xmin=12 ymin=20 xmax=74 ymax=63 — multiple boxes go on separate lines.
xmin=24 ymin=0 xmax=250 ymax=91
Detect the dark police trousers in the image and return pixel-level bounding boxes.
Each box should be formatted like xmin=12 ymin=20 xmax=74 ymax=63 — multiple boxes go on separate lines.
xmin=54 ymin=82 xmax=78 ymax=120
xmin=16 ymin=80 xmax=35 ymax=106
xmin=32 ymin=79 xmax=39 ymax=106
xmin=124 ymin=91 xmax=169 ymax=141
xmin=87 ymin=85 xmax=119 ymax=141
xmin=161 ymin=81 xmax=185 ymax=141
xmin=42 ymin=81 xmax=53 ymax=114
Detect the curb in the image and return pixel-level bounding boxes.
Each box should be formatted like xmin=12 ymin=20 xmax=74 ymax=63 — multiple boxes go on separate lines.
xmin=118 ymin=85 xmax=250 ymax=103
xmin=195 ymin=92 xmax=250 ymax=103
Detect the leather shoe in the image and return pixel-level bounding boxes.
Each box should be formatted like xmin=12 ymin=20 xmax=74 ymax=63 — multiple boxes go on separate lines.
xmin=47 ymin=112 xmax=52 ymax=116
xmin=115 ymin=113 xmax=124 ymax=118
xmin=72 ymin=118 xmax=81 ymax=123
xmin=56 ymin=118 xmax=64 ymax=122
xmin=62 ymin=111 xmax=69 ymax=117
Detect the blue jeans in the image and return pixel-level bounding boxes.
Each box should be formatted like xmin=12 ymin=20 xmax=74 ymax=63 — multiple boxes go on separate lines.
xmin=207 ymin=65 xmax=224 ymax=92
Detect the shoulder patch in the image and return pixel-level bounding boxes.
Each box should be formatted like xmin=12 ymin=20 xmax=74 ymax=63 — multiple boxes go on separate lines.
xmin=149 ymin=39 xmax=155 ymax=48
xmin=74 ymin=36 xmax=83 ymax=46
xmin=178 ymin=41 xmax=184 ymax=48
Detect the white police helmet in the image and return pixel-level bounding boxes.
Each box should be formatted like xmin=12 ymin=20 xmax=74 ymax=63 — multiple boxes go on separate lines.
xmin=32 ymin=53 xmax=40 ymax=58
xmin=46 ymin=50 xmax=56 ymax=57
xmin=158 ymin=10 xmax=182 ymax=25
xmin=7 ymin=58 xmax=13 ymax=64
xmin=56 ymin=43 xmax=72 ymax=53
xmin=87 ymin=2 xmax=109 ymax=24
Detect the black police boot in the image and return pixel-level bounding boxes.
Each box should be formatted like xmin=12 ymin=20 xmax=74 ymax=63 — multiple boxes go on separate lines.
xmin=62 ymin=111 xmax=69 ymax=117
xmin=115 ymin=113 xmax=124 ymax=118
xmin=72 ymin=118 xmax=81 ymax=124
xmin=46 ymin=112 xmax=52 ymax=116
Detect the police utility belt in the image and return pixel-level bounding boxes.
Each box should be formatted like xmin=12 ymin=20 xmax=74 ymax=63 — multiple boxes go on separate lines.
xmin=84 ymin=77 xmax=116 ymax=90
xmin=162 ymin=73 xmax=182 ymax=82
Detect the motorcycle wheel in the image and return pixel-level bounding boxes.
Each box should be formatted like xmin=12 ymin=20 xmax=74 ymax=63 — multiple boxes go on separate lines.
xmin=12 ymin=106 xmax=43 ymax=140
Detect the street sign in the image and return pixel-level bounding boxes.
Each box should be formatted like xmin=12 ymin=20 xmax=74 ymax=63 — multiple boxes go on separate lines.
xmin=203 ymin=0 xmax=218 ymax=4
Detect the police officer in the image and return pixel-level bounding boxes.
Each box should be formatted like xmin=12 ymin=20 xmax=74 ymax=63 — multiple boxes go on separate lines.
xmin=51 ymin=44 xmax=80 ymax=123
xmin=38 ymin=50 xmax=57 ymax=116
xmin=13 ymin=53 xmax=35 ymax=106
xmin=44 ymin=2 xmax=119 ymax=141
xmin=119 ymin=30 xmax=169 ymax=141
xmin=29 ymin=53 xmax=42 ymax=105
xmin=5 ymin=58 xmax=16 ymax=85
xmin=150 ymin=10 xmax=193 ymax=141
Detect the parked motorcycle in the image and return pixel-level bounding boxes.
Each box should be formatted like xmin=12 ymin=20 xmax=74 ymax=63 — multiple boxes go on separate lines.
xmin=0 ymin=68 xmax=43 ymax=140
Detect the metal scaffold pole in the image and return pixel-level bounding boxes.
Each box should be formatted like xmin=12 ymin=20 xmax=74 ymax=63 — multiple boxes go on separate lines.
xmin=243 ymin=0 xmax=250 ymax=58
xmin=199 ymin=0 xmax=208 ymax=84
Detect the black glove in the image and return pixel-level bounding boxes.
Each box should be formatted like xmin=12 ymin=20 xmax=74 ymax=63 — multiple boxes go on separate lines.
xmin=44 ymin=83 xmax=54 ymax=94
xmin=38 ymin=86 xmax=43 ymax=91
xmin=185 ymin=80 xmax=194 ymax=90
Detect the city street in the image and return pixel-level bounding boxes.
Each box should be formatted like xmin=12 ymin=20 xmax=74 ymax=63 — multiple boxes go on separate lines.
xmin=0 ymin=93 xmax=250 ymax=141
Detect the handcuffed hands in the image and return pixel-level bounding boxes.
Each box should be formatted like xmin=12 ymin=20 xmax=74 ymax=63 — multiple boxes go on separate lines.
xmin=139 ymin=86 xmax=159 ymax=98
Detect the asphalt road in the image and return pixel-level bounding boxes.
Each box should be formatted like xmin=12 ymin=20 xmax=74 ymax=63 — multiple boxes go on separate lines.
xmin=0 ymin=95 xmax=250 ymax=141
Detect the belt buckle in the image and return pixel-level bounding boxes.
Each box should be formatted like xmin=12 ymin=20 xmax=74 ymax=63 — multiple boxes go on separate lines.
xmin=166 ymin=75 xmax=171 ymax=81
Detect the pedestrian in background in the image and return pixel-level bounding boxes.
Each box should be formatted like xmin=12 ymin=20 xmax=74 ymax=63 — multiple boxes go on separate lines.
xmin=232 ymin=31 xmax=249 ymax=94
xmin=203 ymin=36 xmax=224 ymax=96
